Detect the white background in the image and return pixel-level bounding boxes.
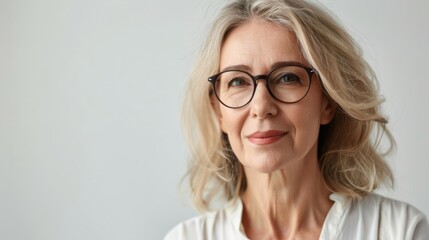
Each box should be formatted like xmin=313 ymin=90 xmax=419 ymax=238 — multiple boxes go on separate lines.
xmin=0 ymin=0 xmax=428 ymax=239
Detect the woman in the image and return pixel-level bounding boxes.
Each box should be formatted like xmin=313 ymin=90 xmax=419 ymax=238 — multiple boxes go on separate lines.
xmin=166 ymin=0 xmax=428 ymax=239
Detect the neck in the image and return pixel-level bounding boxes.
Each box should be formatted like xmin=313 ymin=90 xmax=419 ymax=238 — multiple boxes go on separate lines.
xmin=240 ymin=153 xmax=333 ymax=239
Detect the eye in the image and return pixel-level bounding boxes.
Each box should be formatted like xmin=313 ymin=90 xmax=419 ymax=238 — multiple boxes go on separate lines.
xmin=228 ymin=77 xmax=249 ymax=87
xmin=276 ymin=73 xmax=301 ymax=84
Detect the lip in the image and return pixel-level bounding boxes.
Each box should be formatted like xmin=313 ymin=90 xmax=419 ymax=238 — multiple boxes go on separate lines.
xmin=247 ymin=130 xmax=287 ymax=145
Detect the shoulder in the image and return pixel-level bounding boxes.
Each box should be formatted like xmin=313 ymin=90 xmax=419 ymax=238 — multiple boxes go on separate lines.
xmin=343 ymin=193 xmax=429 ymax=239
xmin=164 ymin=210 xmax=227 ymax=240
xmin=164 ymin=200 xmax=246 ymax=240
xmin=352 ymin=193 xmax=426 ymax=220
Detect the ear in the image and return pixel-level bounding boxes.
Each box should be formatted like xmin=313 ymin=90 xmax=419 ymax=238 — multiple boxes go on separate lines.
xmin=320 ymin=96 xmax=336 ymax=125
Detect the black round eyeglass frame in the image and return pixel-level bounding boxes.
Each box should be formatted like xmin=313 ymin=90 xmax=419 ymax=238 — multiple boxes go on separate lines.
xmin=208 ymin=63 xmax=316 ymax=109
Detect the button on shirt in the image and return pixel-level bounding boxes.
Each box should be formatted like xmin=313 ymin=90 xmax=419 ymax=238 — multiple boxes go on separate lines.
xmin=165 ymin=193 xmax=429 ymax=240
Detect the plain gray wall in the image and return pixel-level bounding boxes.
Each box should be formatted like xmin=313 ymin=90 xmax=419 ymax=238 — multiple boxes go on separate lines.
xmin=0 ymin=0 xmax=427 ymax=239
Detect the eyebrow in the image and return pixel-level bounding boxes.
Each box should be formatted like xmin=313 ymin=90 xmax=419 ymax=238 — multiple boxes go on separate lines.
xmin=221 ymin=64 xmax=251 ymax=72
xmin=220 ymin=61 xmax=308 ymax=73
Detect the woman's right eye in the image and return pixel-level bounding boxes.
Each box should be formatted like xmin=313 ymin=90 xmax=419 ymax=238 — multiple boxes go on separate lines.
xmin=228 ymin=78 xmax=247 ymax=87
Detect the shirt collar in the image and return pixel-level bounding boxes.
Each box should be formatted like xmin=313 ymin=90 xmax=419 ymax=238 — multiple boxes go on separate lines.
xmin=224 ymin=193 xmax=349 ymax=239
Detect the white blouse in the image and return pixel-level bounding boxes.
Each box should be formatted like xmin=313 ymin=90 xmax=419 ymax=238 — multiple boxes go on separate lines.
xmin=165 ymin=193 xmax=429 ymax=240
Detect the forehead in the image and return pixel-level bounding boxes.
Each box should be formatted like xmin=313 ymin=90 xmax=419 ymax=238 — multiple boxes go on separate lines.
xmin=220 ymin=20 xmax=305 ymax=73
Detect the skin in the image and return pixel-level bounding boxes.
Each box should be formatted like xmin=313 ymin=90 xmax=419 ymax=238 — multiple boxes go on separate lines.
xmin=214 ymin=20 xmax=336 ymax=239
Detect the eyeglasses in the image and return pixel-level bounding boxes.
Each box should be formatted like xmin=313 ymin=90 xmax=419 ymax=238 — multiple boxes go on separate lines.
xmin=208 ymin=63 xmax=315 ymax=109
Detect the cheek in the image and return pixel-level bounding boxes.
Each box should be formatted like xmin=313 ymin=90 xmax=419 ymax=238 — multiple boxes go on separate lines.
xmin=287 ymin=99 xmax=323 ymax=146
xmin=220 ymin=109 xmax=244 ymax=140
xmin=220 ymin=109 xmax=247 ymax=158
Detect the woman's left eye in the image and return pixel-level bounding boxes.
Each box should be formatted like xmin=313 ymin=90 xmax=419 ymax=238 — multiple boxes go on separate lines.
xmin=277 ymin=73 xmax=300 ymax=84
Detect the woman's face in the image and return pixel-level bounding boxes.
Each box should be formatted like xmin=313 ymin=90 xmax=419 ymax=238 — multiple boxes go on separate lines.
xmin=216 ymin=20 xmax=335 ymax=173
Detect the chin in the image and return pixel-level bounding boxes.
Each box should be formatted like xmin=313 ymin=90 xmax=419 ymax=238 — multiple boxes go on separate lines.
xmin=244 ymin=156 xmax=286 ymax=174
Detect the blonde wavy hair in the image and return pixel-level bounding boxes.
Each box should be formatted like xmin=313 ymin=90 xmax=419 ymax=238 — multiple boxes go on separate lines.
xmin=182 ymin=0 xmax=394 ymax=211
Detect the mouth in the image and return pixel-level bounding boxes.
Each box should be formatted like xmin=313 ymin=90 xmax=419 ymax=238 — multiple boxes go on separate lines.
xmin=246 ymin=130 xmax=287 ymax=145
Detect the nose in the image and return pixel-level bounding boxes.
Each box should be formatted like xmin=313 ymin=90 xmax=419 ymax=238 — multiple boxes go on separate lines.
xmin=250 ymin=80 xmax=278 ymax=119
